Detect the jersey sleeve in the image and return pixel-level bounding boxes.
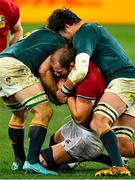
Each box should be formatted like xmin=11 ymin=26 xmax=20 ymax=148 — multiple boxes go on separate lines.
xmin=73 ymin=24 xmax=99 ymax=57
xmin=74 ymin=62 xmax=105 ymax=101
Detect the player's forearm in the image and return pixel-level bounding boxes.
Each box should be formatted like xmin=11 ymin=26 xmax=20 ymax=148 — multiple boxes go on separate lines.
xmin=9 ymin=30 xmax=23 ymax=45
xmin=64 ymin=53 xmax=90 ymax=91
xmin=40 ymin=70 xmax=58 ymax=96
xmin=67 ymin=97 xmax=84 ymax=124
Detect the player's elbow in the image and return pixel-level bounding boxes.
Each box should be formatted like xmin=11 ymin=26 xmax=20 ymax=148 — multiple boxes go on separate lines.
xmin=38 ymin=67 xmax=48 ymax=77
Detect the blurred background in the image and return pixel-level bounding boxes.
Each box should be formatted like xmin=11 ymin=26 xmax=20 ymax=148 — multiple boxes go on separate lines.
xmin=0 ymin=1 xmax=135 ymax=178
xmin=10 ymin=0 xmax=135 ymax=64
xmin=12 ymin=0 xmax=135 ymax=24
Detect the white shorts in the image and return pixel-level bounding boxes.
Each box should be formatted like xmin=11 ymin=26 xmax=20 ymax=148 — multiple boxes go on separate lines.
xmin=60 ymin=119 xmax=104 ymax=162
xmin=0 ymin=57 xmax=39 ymax=97
xmin=105 ymin=78 xmax=135 ymax=117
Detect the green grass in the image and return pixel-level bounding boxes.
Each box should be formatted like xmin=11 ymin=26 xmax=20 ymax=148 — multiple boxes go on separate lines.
xmin=0 ymin=24 xmax=135 ymax=179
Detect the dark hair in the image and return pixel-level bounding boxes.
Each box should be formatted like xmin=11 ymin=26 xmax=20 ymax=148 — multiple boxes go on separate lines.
xmin=47 ymin=8 xmax=81 ymax=32
xmin=51 ymin=45 xmax=76 ymax=69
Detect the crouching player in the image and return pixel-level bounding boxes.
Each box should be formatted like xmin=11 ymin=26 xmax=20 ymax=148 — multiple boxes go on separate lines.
xmin=39 ymin=46 xmax=132 ymax=175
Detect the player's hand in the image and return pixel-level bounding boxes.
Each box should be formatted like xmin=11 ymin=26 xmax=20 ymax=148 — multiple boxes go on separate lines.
xmin=56 ymin=89 xmax=68 ymax=104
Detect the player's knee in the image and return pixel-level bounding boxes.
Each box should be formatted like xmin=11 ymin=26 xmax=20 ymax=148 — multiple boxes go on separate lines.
xmin=8 ymin=110 xmax=27 ymax=128
xmin=49 ymin=134 xmax=57 ymax=146
xmin=32 ymin=103 xmax=53 ymax=122
xmin=90 ymin=116 xmax=110 ymax=135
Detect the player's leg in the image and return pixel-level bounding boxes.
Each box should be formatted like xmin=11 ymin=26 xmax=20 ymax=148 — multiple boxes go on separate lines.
xmin=91 ymin=92 xmax=130 ymax=176
xmin=0 ymin=58 xmax=56 ymax=174
xmin=40 ymin=120 xmax=106 ymax=171
xmin=14 ymin=82 xmax=57 ymax=174
xmin=3 ymin=95 xmax=27 ymax=171
xmin=40 ymin=143 xmax=75 ymax=170
xmin=91 ymin=77 xmax=135 ymax=176
xmin=49 ymin=128 xmax=65 ymax=147
xmin=40 ymin=121 xmax=80 ymax=171
xmin=113 ymin=114 xmax=135 ymax=157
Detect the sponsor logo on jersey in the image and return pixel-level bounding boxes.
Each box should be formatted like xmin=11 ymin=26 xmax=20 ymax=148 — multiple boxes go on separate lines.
xmin=0 ymin=15 xmax=6 ymax=28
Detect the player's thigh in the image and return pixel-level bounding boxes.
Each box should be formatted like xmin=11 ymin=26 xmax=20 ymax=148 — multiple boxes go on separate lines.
xmin=114 ymin=114 xmax=135 ymax=129
xmin=15 ymin=82 xmax=52 ymax=113
xmin=99 ymin=92 xmax=127 ymax=115
xmin=113 ymin=114 xmax=135 ymax=141
xmin=53 ymin=120 xmax=73 ymax=143
xmin=2 ymin=95 xmax=27 ymax=125
xmin=54 ymin=129 xmax=64 ymax=143
xmin=14 ymin=82 xmax=44 ymax=102
xmin=52 ymin=144 xmax=72 ymax=163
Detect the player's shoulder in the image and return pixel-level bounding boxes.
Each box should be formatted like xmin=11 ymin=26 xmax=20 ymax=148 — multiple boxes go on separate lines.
xmin=81 ymin=23 xmax=103 ymax=31
xmin=1 ymin=0 xmax=19 ymax=10
xmin=29 ymin=27 xmax=66 ymax=44
xmin=36 ymin=27 xmax=63 ymax=37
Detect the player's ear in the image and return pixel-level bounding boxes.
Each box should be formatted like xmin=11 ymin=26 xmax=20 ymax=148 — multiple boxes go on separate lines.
xmin=65 ymin=24 xmax=70 ymax=30
xmin=70 ymin=62 xmax=75 ymax=70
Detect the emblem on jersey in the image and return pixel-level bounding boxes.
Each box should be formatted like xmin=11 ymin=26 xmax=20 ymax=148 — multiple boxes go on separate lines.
xmin=5 ymin=77 xmax=16 ymax=86
xmin=0 ymin=15 xmax=6 ymax=28
xmin=128 ymin=93 xmax=135 ymax=101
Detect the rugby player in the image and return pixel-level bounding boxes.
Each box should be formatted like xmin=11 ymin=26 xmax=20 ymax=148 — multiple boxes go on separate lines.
xmin=0 ymin=0 xmax=23 ymax=52
xmin=39 ymin=46 xmax=130 ymax=174
xmin=47 ymin=9 xmax=135 ymax=176
xmin=0 ymin=27 xmax=66 ymax=174
xmin=39 ymin=45 xmax=111 ymax=171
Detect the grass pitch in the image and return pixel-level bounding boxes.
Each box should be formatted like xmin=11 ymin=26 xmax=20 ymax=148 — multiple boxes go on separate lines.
xmin=0 ymin=24 xmax=135 ymax=179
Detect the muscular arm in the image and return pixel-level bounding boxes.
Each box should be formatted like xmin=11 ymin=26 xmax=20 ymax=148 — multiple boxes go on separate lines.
xmin=38 ymin=56 xmax=58 ymax=96
xmin=64 ymin=53 xmax=90 ymax=89
xmin=67 ymin=96 xmax=95 ymax=125
xmin=57 ymin=53 xmax=90 ymax=103
xmin=9 ymin=18 xmax=23 ymax=46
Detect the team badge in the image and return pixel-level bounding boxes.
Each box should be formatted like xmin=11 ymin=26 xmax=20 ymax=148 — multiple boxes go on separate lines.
xmin=0 ymin=15 xmax=6 ymax=28
xmin=5 ymin=77 xmax=16 ymax=86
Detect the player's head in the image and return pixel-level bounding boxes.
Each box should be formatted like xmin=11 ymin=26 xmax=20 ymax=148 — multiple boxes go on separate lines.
xmin=47 ymin=8 xmax=82 ymax=41
xmin=51 ymin=45 xmax=75 ymax=79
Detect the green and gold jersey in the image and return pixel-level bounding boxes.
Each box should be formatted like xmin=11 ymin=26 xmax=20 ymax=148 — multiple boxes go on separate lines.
xmin=73 ymin=23 xmax=135 ymax=84
xmin=0 ymin=27 xmax=66 ymax=77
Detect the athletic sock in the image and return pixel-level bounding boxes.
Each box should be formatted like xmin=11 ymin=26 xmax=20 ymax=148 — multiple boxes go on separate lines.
xmin=92 ymin=154 xmax=112 ymax=166
xmin=27 ymin=125 xmax=47 ymax=164
xmin=100 ymin=129 xmax=123 ymax=167
xmin=8 ymin=127 xmax=26 ymax=163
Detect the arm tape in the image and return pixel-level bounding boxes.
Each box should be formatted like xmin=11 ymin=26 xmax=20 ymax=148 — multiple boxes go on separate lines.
xmin=68 ymin=53 xmax=90 ymax=83
xmin=60 ymin=85 xmax=73 ymax=96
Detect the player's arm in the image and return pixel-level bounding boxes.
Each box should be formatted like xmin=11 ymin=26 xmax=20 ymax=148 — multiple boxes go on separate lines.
xmin=67 ymin=96 xmax=95 ymax=125
xmin=57 ymin=53 xmax=90 ymax=103
xmin=9 ymin=17 xmax=23 ymax=46
xmin=62 ymin=53 xmax=90 ymax=91
xmin=38 ymin=56 xmax=58 ymax=96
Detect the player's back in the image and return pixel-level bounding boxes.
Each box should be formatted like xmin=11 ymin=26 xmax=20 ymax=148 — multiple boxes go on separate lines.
xmin=73 ymin=23 xmax=135 ymax=85
xmin=0 ymin=27 xmax=66 ymax=76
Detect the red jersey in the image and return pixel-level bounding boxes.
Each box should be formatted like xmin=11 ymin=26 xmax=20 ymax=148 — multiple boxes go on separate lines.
xmin=0 ymin=0 xmax=20 ymax=52
xmin=74 ymin=61 xmax=106 ymax=128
